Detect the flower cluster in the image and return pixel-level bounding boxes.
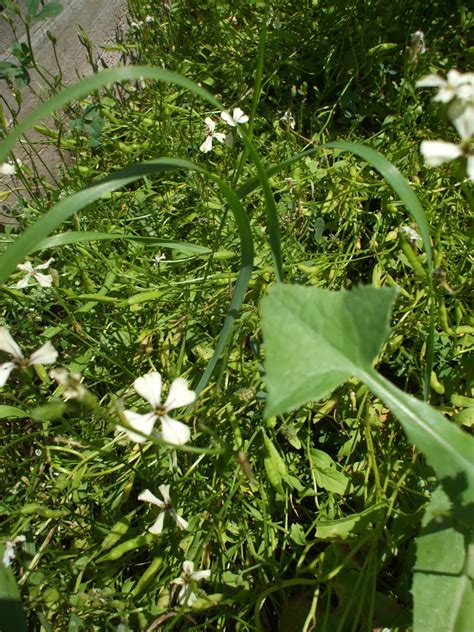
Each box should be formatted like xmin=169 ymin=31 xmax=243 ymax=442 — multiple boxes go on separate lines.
xmin=417 ymin=69 xmax=474 ymax=180
xmin=199 ymin=107 xmax=248 ymax=153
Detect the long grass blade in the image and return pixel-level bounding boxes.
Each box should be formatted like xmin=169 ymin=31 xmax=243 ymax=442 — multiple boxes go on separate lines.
xmin=30 ymin=231 xmax=210 ymax=255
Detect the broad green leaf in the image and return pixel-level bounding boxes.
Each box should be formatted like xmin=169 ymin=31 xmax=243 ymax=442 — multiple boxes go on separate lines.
xmin=261 ymin=284 xmax=474 ymax=522
xmin=33 ymin=2 xmax=63 ymax=21
xmin=316 ymin=503 xmax=385 ymax=540
xmin=0 ymin=405 xmax=29 ymax=419
xmin=412 ymin=487 xmax=474 ymax=632
xmin=263 ymin=431 xmax=288 ymax=494
xmin=0 ymin=554 xmax=28 ymax=632
xmin=24 ymin=0 xmax=40 ymax=16
xmin=262 ymin=284 xmax=396 ymax=416
xmin=313 ymin=466 xmax=350 ymax=495
xmin=311 ymin=448 xmax=351 ymax=495
xmin=289 ymin=523 xmax=307 ymax=545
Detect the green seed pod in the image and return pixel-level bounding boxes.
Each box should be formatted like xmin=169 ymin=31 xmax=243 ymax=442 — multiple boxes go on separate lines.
xmin=101 ymin=514 xmax=133 ymax=551
xmin=191 ymin=593 xmax=224 ymax=611
xmin=430 ymin=371 xmax=445 ymax=395
xmin=399 ymin=238 xmax=426 ymax=278
xmin=438 ymin=297 xmax=451 ymax=335
xmin=97 ymin=533 xmax=154 ymax=563
xmin=263 ymin=432 xmax=287 ymax=494
xmin=123 ymin=290 xmax=162 ymax=307
xmin=451 ymin=394 xmax=474 ymax=408
xmin=132 ymin=557 xmax=163 ymax=596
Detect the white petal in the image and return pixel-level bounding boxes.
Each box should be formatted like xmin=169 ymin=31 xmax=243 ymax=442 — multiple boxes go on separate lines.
xmin=121 ymin=410 xmax=157 ymax=443
xmin=0 ymin=327 xmax=23 ymax=359
xmin=148 ymin=511 xmax=166 ymax=535
xmin=165 ymin=377 xmax=196 ymax=411
xmin=220 ymin=111 xmax=236 ymax=127
xmin=446 ymin=69 xmax=463 ymax=86
xmin=449 ymin=102 xmax=474 ymax=141
xmin=34 ymin=273 xmax=53 ymax=288
xmin=182 ymin=590 xmax=197 ymax=606
xmin=160 ymin=416 xmax=191 ymax=445
xmin=0 ymin=362 xmax=16 ymax=387
xmin=178 ymin=585 xmax=196 ymax=605
xmin=35 ymin=258 xmax=54 ymax=270
xmin=0 ymin=162 xmax=16 ymax=176
xmin=416 ymin=74 xmax=446 ymax=88
xmin=49 ymin=368 xmax=68 ymax=385
xmin=204 ymin=117 xmax=215 ymax=132
xmin=17 ymin=262 xmax=34 ymax=273
xmin=420 ymin=141 xmax=462 ymax=166
xmin=467 ymin=156 xmax=474 ymax=181
xmin=158 ymin=483 xmax=171 ymax=504
xmin=199 ymin=135 xmax=213 ymax=153
xmin=433 ymin=86 xmax=456 ymax=103
xmin=170 ymin=508 xmax=188 ymax=530
xmin=171 ymin=577 xmax=186 ymax=587
xmin=138 ymin=489 xmax=166 ymax=508
xmin=2 ymin=541 xmax=16 ymax=566
xmin=400 ymin=226 xmax=421 ymax=242
xmin=134 ymin=371 xmax=162 ymax=408
xmin=182 ymin=560 xmax=194 ymax=575
xmin=16 ymin=275 xmax=32 ymax=289
xmin=191 ymin=569 xmax=211 ymax=582
xmin=28 ymin=341 xmax=58 ymax=366
xmin=233 ymin=108 xmax=249 ymax=124
xmin=456 ymin=83 xmax=474 ymax=103
xmin=213 ymin=132 xmax=226 ymax=143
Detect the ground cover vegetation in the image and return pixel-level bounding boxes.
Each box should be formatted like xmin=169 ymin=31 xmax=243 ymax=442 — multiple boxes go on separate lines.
xmin=0 ymin=0 xmax=473 ymax=630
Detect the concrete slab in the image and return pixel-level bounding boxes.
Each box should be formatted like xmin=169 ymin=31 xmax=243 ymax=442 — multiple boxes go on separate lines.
xmin=1 ymin=0 xmax=129 ymax=221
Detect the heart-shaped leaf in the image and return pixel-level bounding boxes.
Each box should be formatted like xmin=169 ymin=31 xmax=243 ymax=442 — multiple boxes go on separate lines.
xmin=262 ymin=284 xmax=396 ymax=417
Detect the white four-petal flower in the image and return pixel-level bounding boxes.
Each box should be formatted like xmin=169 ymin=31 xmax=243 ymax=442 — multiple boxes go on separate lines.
xmin=220 ymin=107 xmax=249 ymax=127
xmin=171 ymin=560 xmax=211 ymax=605
xmin=120 ymin=371 xmax=196 ymax=445
xmin=416 ymin=69 xmax=474 ymax=104
xmin=0 ymin=327 xmax=58 ymax=387
xmin=16 ymin=258 xmax=54 ymax=289
xmin=138 ymin=485 xmax=188 ymax=534
xmin=280 ymin=110 xmax=296 ymax=129
xmin=199 ymin=117 xmax=226 ymax=153
xmin=49 ymin=368 xmax=87 ymax=401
